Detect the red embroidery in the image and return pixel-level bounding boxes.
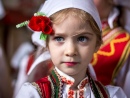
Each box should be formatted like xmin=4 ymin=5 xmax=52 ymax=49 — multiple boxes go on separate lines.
xmin=79 ymin=79 xmax=88 ymax=89
xmin=79 ymin=89 xmax=84 ymax=98
xmin=68 ymin=89 xmax=74 ymax=98
xmin=61 ymin=76 xmax=74 ymax=85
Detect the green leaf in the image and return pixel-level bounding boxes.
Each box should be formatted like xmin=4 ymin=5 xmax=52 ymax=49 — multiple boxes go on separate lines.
xmin=34 ymin=12 xmax=46 ymax=16
xmin=16 ymin=21 xmax=29 ymax=28
xmin=40 ymin=33 xmax=48 ymax=40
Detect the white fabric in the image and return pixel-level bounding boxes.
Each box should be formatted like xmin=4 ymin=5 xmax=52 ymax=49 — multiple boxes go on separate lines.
xmin=88 ymin=64 xmax=97 ymax=80
xmin=16 ymin=83 xmax=127 ymax=98
xmin=40 ymin=0 xmax=101 ymax=31
xmin=13 ymin=55 xmax=29 ymax=98
xmin=123 ymin=67 xmax=130 ymax=97
xmin=11 ymin=42 xmax=34 ymax=69
xmin=0 ymin=0 xmax=5 ymax=19
xmin=116 ymin=56 xmax=130 ymax=98
xmin=16 ymin=67 xmax=127 ymax=98
xmin=31 ymin=32 xmax=46 ymax=47
xmin=108 ymin=7 xmax=119 ymax=29
xmin=27 ymin=51 xmax=50 ymax=75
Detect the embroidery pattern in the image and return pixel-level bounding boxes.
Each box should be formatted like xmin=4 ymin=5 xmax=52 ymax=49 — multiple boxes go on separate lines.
xmin=48 ymin=76 xmax=55 ymax=98
xmin=61 ymin=76 xmax=74 ymax=85
xmin=32 ymin=82 xmax=43 ymax=98
xmin=61 ymin=75 xmax=88 ymax=98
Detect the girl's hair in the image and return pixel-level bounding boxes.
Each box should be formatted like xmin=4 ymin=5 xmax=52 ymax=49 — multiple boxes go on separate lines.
xmin=48 ymin=8 xmax=103 ymax=46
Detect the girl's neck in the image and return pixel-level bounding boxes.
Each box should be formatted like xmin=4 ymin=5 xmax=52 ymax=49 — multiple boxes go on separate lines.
xmin=70 ymin=69 xmax=87 ymax=90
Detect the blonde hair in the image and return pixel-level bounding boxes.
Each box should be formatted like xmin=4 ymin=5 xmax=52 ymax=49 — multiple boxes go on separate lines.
xmin=49 ymin=8 xmax=103 ymax=46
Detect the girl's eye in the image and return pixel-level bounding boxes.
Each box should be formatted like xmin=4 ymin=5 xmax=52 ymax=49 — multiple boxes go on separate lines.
xmin=54 ymin=37 xmax=64 ymax=42
xmin=78 ymin=36 xmax=88 ymax=42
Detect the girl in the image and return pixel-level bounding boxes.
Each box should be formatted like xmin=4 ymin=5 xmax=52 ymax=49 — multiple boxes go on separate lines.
xmin=16 ymin=0 xmax=127 ymax=97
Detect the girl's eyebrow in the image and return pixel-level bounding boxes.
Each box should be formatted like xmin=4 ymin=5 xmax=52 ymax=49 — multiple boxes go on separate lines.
xmin=71 ymin=32 xmax=93 ymax=37
xmin=53 ymin=33 xmax=66 ymax=36
xmin=53 ymin=32 xmax=93 ymax=37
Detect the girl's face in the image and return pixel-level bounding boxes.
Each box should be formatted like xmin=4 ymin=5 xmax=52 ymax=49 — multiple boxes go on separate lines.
xmin=48 ymin=16 xmax=99 ymax=76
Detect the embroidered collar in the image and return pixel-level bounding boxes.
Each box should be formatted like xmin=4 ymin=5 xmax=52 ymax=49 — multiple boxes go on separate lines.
xmin=55 ymin=67 xmax=89 ymax=89
xmin=49 ymin=67 xmax=109 ymax=98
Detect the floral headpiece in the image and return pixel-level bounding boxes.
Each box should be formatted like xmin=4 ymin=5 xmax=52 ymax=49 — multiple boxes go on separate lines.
xmin=16 ymin=12 xmax=53 ymax=40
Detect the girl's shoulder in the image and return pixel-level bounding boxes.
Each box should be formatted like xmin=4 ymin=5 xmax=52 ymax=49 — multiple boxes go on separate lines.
xmin=32 ymin=76 xmax=52 ymax=98
xmin=16 ymin=76 xmax=51 ymax=98
xmin=15 ymin=82 xmax=41 ymax=98
xmin=105 ymin=85 xmax=127 ymax=98
xmin=93 ymin=80 xmax=127 ymax=98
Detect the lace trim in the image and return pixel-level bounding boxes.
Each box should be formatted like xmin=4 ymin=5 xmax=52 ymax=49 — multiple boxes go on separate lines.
xmin=48 ymin=76 xmax=55 ymax=98
xmin=32 ymin=82 xmax=42 ymax=98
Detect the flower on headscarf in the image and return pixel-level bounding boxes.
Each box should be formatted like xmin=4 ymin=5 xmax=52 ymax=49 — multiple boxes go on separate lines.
xmin=28 ymin=16 xmax=53 ymax=35
xmin=16 ymin=12 xmax=53 ymax=40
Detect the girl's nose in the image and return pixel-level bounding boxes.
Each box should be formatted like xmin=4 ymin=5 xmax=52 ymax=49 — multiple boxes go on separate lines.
xmin=64 ymin=41 xmax=77 ymax=57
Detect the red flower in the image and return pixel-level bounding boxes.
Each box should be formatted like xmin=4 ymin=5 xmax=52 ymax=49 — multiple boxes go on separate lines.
xmin=28 ymin=16 xmax=53 ymax=35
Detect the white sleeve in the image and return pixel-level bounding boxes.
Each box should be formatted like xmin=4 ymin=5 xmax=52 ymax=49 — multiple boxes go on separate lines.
xmin=106 ymin=85 xmax=127 ymax=98
xmin=114 ymin=57 xmax=130 ymax=86
xmin=15 ymin=83 xmax=41 ymax=98
xmin=123 ymin=56 xmax=130 ymax=98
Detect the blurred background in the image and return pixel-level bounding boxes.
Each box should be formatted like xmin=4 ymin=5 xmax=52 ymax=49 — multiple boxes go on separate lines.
xmin=0 ymin=0 xmax=45 ymax=98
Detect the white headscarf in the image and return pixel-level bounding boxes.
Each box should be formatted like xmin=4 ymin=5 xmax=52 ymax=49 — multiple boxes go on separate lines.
xmin=28 ymin=0 xmax=101 ymax=75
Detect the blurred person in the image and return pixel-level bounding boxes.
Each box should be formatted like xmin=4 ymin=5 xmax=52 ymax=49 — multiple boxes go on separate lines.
xmin=0 ymin=0 xmax=46 ymax=96
xmin=114 ymin=0 xmax=130 ymax=33
xmin=13 ymin=44 xmax=52 ymax=97
xmin=0 ymin=0 xmax=45 ymax=80
xmin=0 ymin=45 xmax=13 ymax=98
xmin=0 ymin=0 xmax=5 ymax=19
xmin=0 ymin=1 xmax=13 ymax=98
xmin=123 ymin=55 xmax=130 ymax=98
xmin=12 ymin=41 xmax=34 ymax=97
xmin=91 ymin=0 xmax=130 ymax=97
xmin=12 ymin=1 xmax=50 ymax=97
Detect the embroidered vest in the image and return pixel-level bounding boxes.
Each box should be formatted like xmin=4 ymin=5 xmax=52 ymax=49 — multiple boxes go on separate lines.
xmin=32 ymin=69 xmax=109 ymax=98
xmin=91 ymin=21 xmax=130 ymax=85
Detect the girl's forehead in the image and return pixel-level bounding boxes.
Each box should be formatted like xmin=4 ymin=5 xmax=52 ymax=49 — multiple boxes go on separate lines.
xmin=52 ymin=16 xmax=94 ymax=36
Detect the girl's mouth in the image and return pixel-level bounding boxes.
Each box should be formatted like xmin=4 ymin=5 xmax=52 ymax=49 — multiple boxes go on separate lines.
xmin=64 ymin=62 xmax=78 ymax=67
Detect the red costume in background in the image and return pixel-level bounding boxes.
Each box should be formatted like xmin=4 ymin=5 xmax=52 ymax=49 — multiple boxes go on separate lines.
xmin=91 ymin=21 xmax=130 ymax=85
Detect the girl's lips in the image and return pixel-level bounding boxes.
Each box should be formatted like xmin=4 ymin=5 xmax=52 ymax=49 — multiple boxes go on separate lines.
xmin=64 ymin=62 xmax=78 ymax=66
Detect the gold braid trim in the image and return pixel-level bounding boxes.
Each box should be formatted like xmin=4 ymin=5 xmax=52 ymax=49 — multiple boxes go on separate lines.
xmin=95 ymin=81 xmax=110 ymax=98
xmin=32 ymin=82 xmax=43 ymax=98
xmin=95 ymin=84 xmax=104 ymax=98
xmin=48 ymin=76 xmax=55 ymax=98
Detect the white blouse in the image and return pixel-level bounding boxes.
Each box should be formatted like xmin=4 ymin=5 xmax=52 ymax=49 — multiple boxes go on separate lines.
xmin=16 ymin=67 xmax=127 ymax=98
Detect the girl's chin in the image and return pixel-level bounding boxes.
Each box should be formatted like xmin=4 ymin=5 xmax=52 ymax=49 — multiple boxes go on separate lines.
xmin=60 ymin=69 xmax=78 ymax=75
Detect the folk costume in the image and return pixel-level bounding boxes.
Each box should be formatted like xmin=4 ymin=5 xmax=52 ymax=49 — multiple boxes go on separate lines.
xmin=91 ymin=7 xmax=130 ymax=86
xmin=15 ymin=0 xmax=127 ymax=98
xmin=16 ymin=67 xmax=126 ymax=98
